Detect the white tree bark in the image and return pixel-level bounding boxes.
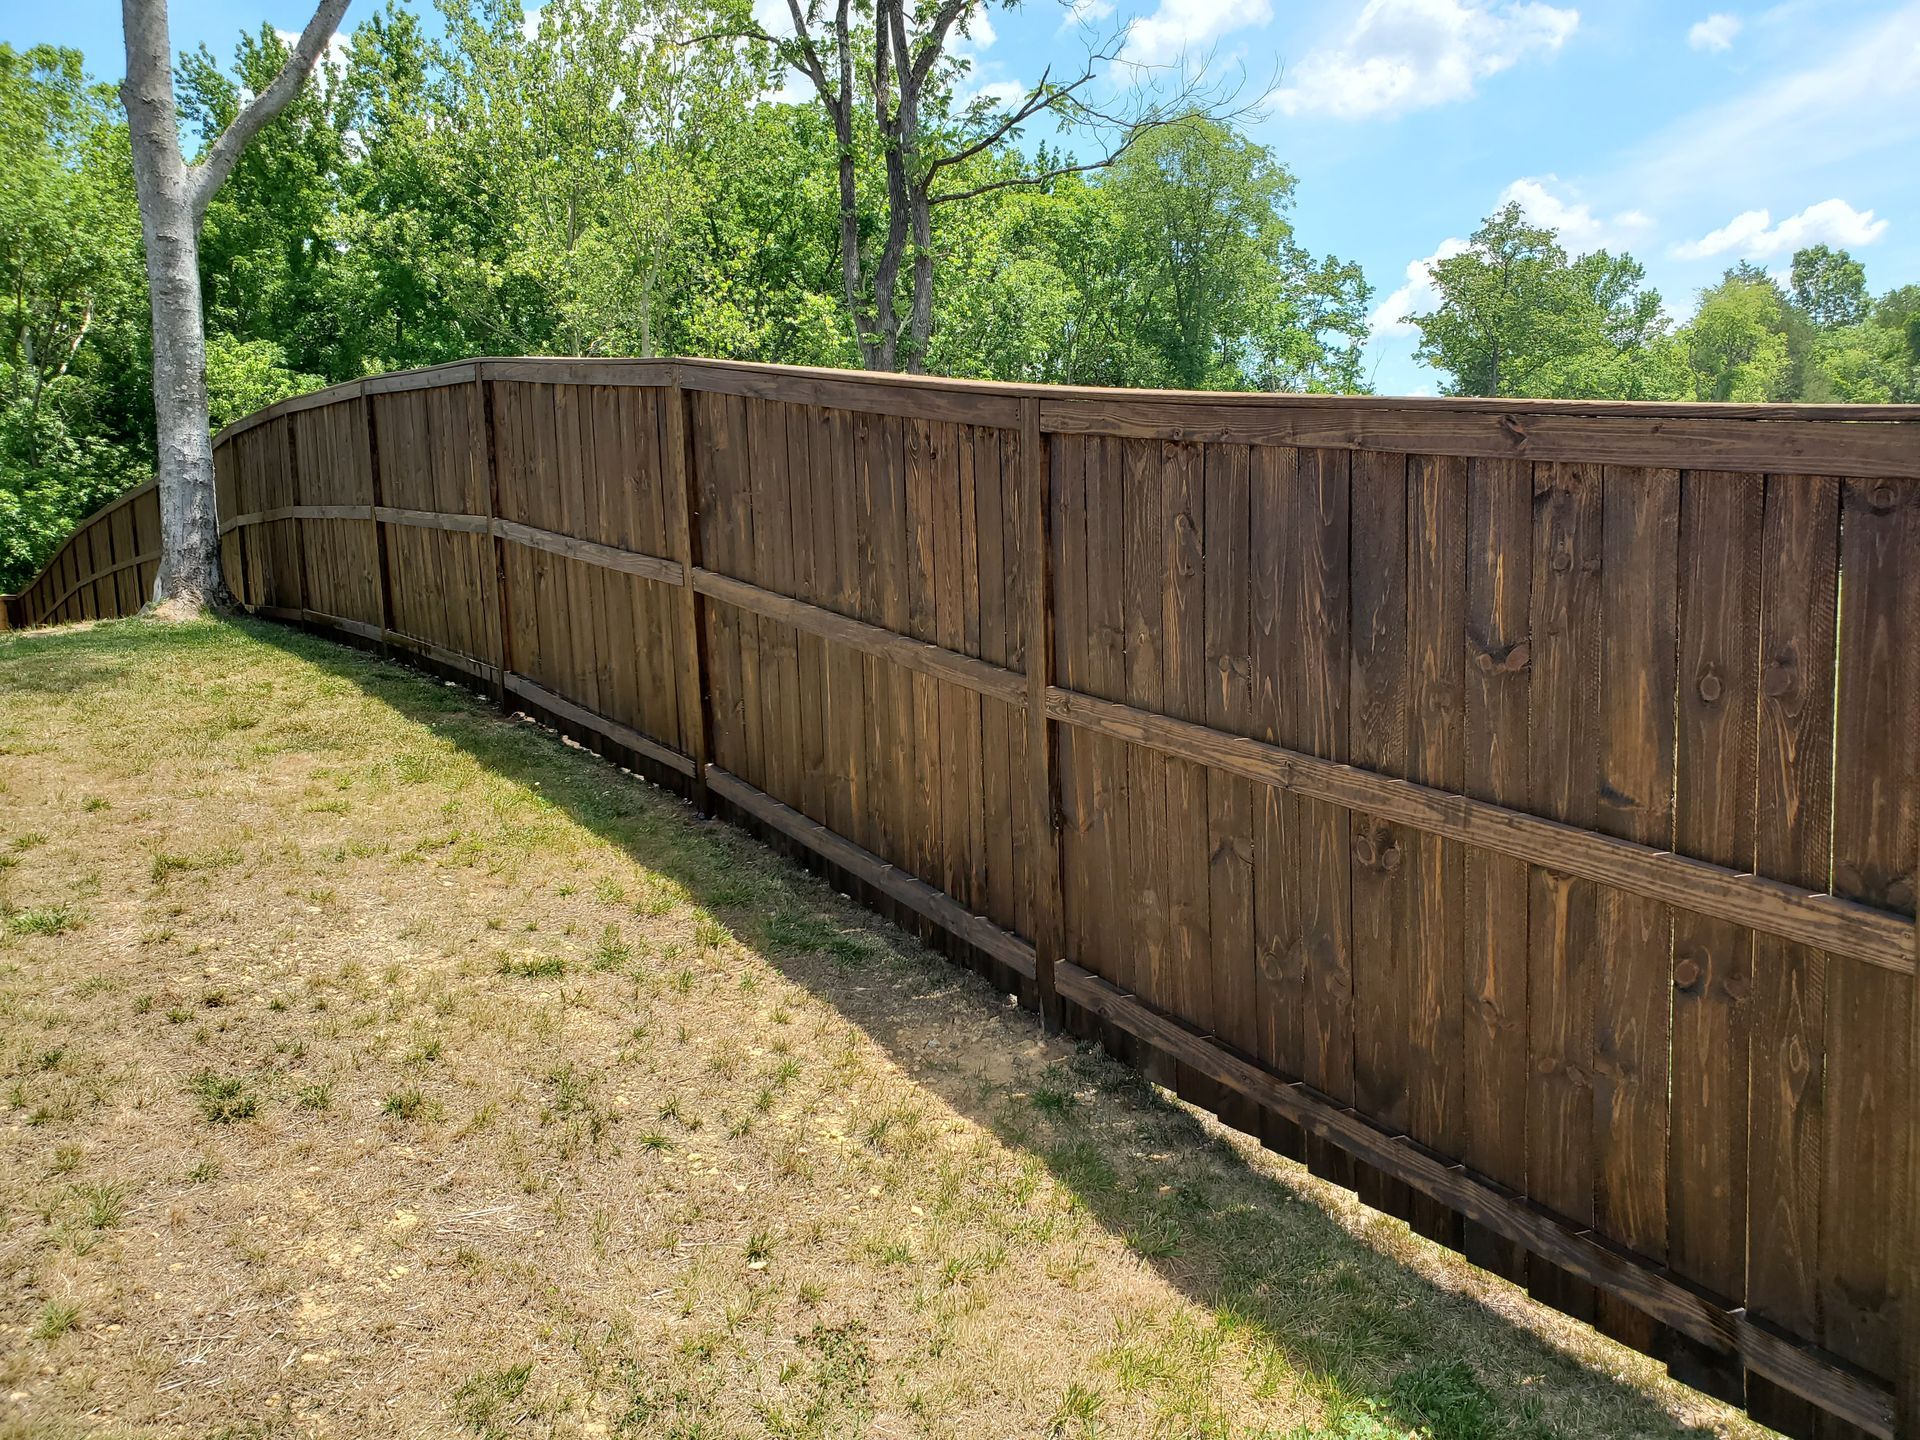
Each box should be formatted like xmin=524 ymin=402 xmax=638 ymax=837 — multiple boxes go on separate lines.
xmin=121 ymin=0 xmax=350 ymax=613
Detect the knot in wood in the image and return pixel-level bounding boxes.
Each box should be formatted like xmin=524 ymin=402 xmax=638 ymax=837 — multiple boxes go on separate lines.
xmin=1696 ymin=669 xmax=1723 ymax=704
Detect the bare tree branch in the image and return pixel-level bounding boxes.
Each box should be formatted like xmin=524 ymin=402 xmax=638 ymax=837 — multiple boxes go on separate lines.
xmin=188 ymin=0 xmax=351 ymax=220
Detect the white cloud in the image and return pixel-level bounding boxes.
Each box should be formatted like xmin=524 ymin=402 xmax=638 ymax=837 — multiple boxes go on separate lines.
xmin=952 ymin=8 xmax=997 ymax=56
xmin=1687 ymin=13 xmax=1741 ymax=51
xmin=1060 ymin=0 xmax=1116 ymax=30
xmin=1370 ymin=236 xmax=1470 ymax=336
xmin=1624 ymin=4 xmax=1920 ymax=207
xmin=1270 ymin=0 xmax=1578 ymax=119
xmin=1122 ymin=0 xmax=1274 ymax=66
xmin=962 ymin=78 xmax=1031 ymax=108
xmin=1497 ymin=175 xmax=1654 ymax=248
xmin=1672 ymin=197 xmax=1891 ymax=259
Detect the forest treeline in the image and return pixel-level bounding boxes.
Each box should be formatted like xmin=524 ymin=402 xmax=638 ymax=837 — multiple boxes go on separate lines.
xmin=5 ymin=0 xmax=1919 ymax=592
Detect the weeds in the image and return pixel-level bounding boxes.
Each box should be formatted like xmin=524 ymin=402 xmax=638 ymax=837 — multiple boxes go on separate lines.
xmin=189 ymin=1071 xmax=258 ymax=1123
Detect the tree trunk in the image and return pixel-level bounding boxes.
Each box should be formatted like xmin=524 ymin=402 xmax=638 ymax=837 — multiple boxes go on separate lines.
xmin=121 ymin=0 xmax=349 ymax=615
xmin=123 ymin=0 xmax=226 ymax=612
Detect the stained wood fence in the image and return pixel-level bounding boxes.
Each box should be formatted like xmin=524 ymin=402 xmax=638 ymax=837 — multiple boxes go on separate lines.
xmin=16 ymin=357 xmax=1920 ymax=1438
xmin=2 ymin=480 xmax=162 ymax=629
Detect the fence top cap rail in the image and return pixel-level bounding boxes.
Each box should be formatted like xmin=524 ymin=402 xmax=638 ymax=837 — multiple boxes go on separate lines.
xmin=208 ymin=355 xmax=1920 ymax=448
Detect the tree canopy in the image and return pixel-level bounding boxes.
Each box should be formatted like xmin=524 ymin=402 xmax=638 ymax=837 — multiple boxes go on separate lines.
xmin=1402 ymin=205 xmax=1918 ymax=405
xmin=3 ymin=4 xmax=1917 ymax=596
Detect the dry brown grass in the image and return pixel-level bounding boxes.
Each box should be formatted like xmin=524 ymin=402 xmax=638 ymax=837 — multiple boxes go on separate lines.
xmin=0 ymin=617 xmax=1773 ymax=1440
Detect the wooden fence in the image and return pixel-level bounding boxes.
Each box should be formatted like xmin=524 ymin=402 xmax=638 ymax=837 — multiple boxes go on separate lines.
xmin=1 ymin=480 xmax=162 ymax=629
xmin=20 ymin=357 xmax=1920 ymax=1437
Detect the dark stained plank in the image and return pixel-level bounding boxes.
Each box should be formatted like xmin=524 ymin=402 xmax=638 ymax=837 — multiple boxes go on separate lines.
xmin=1019 ymin=402 xmax=1065 ymax=1021
xmin=748 ymin=397 xmax=802 ymax=807
xmin=870 ymin=414 xmax=914 ymax=883
xmin=726 ymin=392 xmax=765 ymax=789
xmin=1348 ymin=449 xmax=1412 ymax=1206
xmin=904 ymin=417 xmax=946 ymax=897
xmin=1821 ymin=475 xmax=1920 ymax=1386
xmin=976 ymin=422 xmax=1016 ymax=933
xmin=1203 ymin=443 xmax=1261 ymax=1133
xmin=1668 ymin=471 xmax=1762 ymax=1321
xmin=694 ymin=389 xmax=745 ymax=776
xmin=1122 ymin=436 xmax=1170 ymax=1016
xmin=1592 ymin=464 xmax=1680 ymax=1352
xmin=1053 ymin=432 xmax=1095 ymax=982
xmin=783 ymin=402 xmax=828 ymax=822
xmin=588 ymin=387 xmax=642 ymax=740
xmin=1161 ymin=439 xmax=1213 ymax=1094
xmin=1084 ymin=435 xmax=1132 ymax=995
xmin=1404 ymin=453 xmax=1469 ymax=1247
xmin=1526 ymin=459 xmax=1603 ymax=1321
xmin=935 ymin=421 xmax=979 ymax=930
xmin=958 ymin=431 xmax=988 ymax=922
xmin=1249 ymin=443 xmax=1306 ymax=1157
xmin=1291 ymin=447 xmax=1356 ymax=1185
xmin=820 ymin=406 xmax=867 ymax=846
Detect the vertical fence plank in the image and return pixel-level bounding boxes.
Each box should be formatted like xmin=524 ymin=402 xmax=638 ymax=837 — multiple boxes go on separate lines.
xmin=1250 ymin=442 xmax=1307 ymax=1161
xmin=1023 ymin=399 xmax=1064 ymax=1026
xmin=1746 ymin=473 xmax=1840 ymax=1438
xmin=1350 ymin=448 xmax=1413 ymax=1218
xmin=1296 ymin=447 xmax=1356 ymax=1187
xmin=1669 ymin=469 xmax=1762 ymax=1403
xmin=1405 ymin=453 xmax=1468 ymax=1247
xmin=1123 ymin=436 xmax=1170 ymax=1035
xmin=1823 ymin=475 xmax=1920 ymax=1393
xmin=1162 ymin=439 xmax=1213 ymax=1101
xmin=1204 ymin=442 xmax=1266 ymax=1138
xmin=1085 ymin=437 xmax=1132 ymax=1006
xmin=1593 ymin=464 xmax=1679 ymax=1353
xmin=664 ymin=376 xmax=710 ymax=804
xmin=364 ymin=393 xmax=395 ymax=655
xmin=1526 ymin=460 xmax=1603 ymax=1322
xmin=1054 ymin=432 xmax=1093 ymax=988
xmin=479 ymin=372 xmax=510 ymax=697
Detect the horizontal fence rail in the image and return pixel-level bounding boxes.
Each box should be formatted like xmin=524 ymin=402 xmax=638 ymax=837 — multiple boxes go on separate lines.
xmin=28 ymin=357 xmax=1918 ymax=1438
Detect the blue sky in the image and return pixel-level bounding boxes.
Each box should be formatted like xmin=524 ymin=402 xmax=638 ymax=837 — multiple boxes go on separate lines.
xmin=6 ymin=0 xmax=1917 ymax=395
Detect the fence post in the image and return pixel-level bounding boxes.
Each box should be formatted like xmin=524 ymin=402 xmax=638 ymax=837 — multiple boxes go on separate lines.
xmin=1021 ymin=396 xmax=1065 ymax=1030
xmin=477 ymin=365 xmax=511 ymax=707
xmin=362 ymin=384 xmax=395 ymax=657
xmin=664 ymin=366 xmax=714 ymax=812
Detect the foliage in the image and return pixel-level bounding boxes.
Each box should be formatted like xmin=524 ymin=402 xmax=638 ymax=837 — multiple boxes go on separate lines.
xmin=8 ymin=4 xmax=1917 ymax=595
xmin=1408 ymin=202 xmax=1917 ymax=406
xmin=0 ymin=44 xmax=148 ymax=593
xmin=1406 ymin=203 xmax=1682 ymax=400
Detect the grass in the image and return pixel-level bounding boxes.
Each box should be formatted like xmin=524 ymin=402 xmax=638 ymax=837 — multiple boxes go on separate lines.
xmin=0 ymin=615 xmax=1768 ymax=1439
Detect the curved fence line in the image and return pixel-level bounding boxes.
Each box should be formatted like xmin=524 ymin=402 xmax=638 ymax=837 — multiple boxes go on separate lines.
xmin=17 ymin=357 xmax=1920 ymax=1437
xmin=2 ymin=480 xmax=160 ymax=630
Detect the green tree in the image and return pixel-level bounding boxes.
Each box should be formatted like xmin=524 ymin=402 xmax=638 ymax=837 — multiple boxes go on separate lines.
xmin=1677 ymin=270 xmax=1792 ymax=401
xmin=1405 ymin=203 xmax=1682 ymax=400
xmin=1790 ymin=244 xmax=1869 ymax=328
xmin=1096 ymin=116 xmax=1368 ymax=391
xmin=0 ymin=44 xmax=148 ymax=594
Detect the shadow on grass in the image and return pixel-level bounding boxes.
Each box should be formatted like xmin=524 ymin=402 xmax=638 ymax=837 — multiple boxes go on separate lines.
xmin=9 ymin=615 xmax=1735 ymax=1440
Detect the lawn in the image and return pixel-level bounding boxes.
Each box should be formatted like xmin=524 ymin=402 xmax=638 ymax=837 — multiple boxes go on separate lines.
xmin=0 ymin=616 xmax=1767 ymax=1440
